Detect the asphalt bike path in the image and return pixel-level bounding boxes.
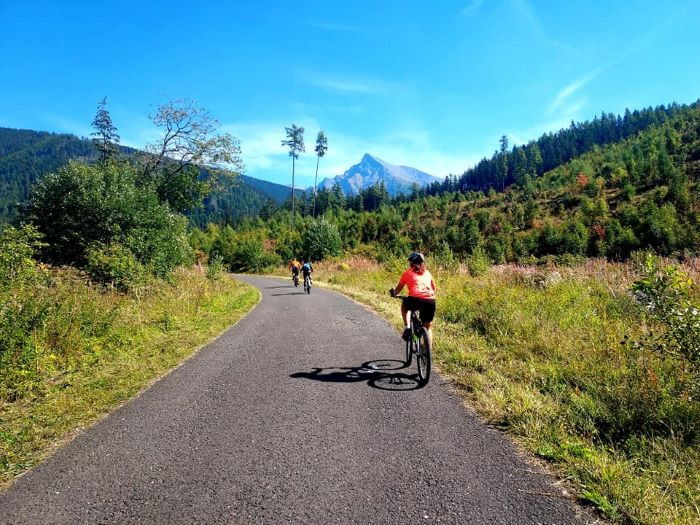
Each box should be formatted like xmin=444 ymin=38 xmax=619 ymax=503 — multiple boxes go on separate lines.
xmin=0 ymin=275 xmax=594 ymax=524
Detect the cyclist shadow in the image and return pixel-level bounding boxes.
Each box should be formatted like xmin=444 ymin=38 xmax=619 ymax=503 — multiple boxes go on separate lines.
xmin=290 ymin=359 xmax=425 ymax=391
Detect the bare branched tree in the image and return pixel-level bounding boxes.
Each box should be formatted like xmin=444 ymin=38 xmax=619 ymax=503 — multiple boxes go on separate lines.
xmin=136 ymin=99 xmax=244 ymax=212
xmin=141 ymin=99 xmax=244 ymax=183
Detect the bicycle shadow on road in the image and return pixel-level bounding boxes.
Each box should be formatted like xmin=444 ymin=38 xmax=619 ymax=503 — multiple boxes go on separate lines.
xmin=270 ymin=292 xmax=307 ymax=296
xmin=290 ymin=359 xmax=425 ymax=391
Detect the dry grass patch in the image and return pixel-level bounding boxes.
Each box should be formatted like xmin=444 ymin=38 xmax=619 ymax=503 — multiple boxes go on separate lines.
xmin=1 ymin=269 xmax=258 ymax=488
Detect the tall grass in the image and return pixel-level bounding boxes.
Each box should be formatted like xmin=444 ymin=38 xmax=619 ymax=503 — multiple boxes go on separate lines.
xmin=306 ymin=257 xmax=700 ymax=524
xmin=1 ymin=265 xmax=258 ymax=487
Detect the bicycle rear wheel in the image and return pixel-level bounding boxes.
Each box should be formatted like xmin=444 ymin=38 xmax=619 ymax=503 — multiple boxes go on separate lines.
xmin=416 ymin=330 xmax=431 ymax=384
xmin=405 ymin=336 xmax=412 ymax=365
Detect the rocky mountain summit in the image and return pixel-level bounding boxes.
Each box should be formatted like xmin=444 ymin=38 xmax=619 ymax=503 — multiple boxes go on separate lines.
xmin=318 ymin=153 xmax=439 ymax=196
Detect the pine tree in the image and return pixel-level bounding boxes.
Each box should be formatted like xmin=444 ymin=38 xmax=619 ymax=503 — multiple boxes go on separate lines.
xmin=499 ymin=135 xmax=509 ymax=191
xmin=313 ymin=131 xmax=328 ymax=217
xmin=90 ymin=97 xmax=120 ymax=163
xmin=281 ymin=124 xmax=305 ymax=226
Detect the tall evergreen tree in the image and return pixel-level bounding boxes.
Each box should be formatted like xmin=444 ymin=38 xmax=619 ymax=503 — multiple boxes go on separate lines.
xmin=313 ymin=131 xmax=328 ymax=218
xmin=281 ymin=124 xmax=305 ymax=226
xmin=499 ymin=134 xmax=509 ymax=191
xmin=90 ymin=97 xmax=120 ymax=163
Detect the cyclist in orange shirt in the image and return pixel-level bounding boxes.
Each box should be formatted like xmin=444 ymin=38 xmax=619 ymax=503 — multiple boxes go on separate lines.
xmin=288 ymin=258 xmax=301 ymax=285
xmin=390 ymin=252 xmax=436 ymax=344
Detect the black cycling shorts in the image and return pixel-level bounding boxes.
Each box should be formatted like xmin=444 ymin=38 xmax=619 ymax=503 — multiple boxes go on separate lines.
xmin=292 ymin=267 xmax=299 ymax=275
xmin=403 ymin=297 xmax=436 ymax=323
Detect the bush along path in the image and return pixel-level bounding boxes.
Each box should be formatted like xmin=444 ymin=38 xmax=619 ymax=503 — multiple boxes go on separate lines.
xmin=1 ymin=274 xmax=593 ymax=524
xmin=0 ymin=268 xmax=259 ymax=489
xmin=306 ymin=255 xmax=700 ymax=524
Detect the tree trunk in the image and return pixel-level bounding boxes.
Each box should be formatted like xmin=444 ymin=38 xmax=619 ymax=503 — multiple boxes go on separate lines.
xmin=313 ymin=155 xmax=320 ymax=218
xmin=291 ymin=156 xmax=296 ymax=227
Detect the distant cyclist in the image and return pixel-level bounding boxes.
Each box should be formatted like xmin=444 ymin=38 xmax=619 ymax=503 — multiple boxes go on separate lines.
xmin=301 ymin=259 xmax=313 ymax=284
xmin=301 ymin=259 xmax=314 ymax=283
xmin=390 ymin=252 xmax=436 ymax=345
xmin=288 ymin=258 xmax=301 ymax=284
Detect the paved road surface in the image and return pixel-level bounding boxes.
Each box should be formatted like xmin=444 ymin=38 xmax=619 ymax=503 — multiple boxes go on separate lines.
xmin=0 ymin=275 xmax=594 ymax=524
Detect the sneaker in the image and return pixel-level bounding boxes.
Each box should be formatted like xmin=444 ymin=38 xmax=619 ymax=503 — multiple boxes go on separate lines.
xmin=402 ymin=328 xmax=411 ymax=341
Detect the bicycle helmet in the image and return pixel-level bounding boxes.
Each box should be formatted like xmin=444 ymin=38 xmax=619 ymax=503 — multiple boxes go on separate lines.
xmin=408 ymin=252 xmax=425 ymax=265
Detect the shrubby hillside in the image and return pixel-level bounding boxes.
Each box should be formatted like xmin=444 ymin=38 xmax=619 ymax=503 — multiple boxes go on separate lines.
xmin=193 ymin=101 xmax=700 ymax=271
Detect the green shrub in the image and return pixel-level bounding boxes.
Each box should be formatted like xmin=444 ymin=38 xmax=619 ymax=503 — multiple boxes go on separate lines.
xmin=85 ymin=243 xmax=146 ymax=291
xmin=0 ymin=224 xmax=47 ymax=291
xmin=206 ymin=255 xmax=225 ymax=280
xmin=25 ymin=160 xmax=192 ymax=276
xmin=432 ymin=241 xmax=459 ymax=272
xmin=0 ymin=225 xmax=51 ymax=399
xmin=466 ymin=246 xmax=489 ymax=276
xmin=303 ymin=218 xmax=342 ymax=261
xmin=229 ymin=238 xmax=280 ymax=273
xmin=631 ymin=255 xmax=700 ymax=388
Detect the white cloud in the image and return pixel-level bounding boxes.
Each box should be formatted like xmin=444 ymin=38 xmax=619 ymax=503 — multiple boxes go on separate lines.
xmin=297 ymin=67 xmax=400 ymax=95
xmin=309 ymin=76 xmax=384 ymax=94
xmin=222 ymin=118 xmax=485 ymax=188
xmin=510 ymin=0 xmax=573 ymax=54
xmin=546 ymin=71 xmax=598 ymax=116
xmin=44 ymin=113 xmax=92 ymax=138
xmin=301 ymin=20 xmax=368 ymax=33
xmin=506 ymin=98 xmax=588 ymax=149
xmin=461 ymin=0 xmax=486 ymax=17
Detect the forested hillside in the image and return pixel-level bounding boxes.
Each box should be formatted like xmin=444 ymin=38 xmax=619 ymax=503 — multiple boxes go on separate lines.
xmin=0 ymin=128 xmax=96 ymax=222
xmin=0 ymin=128 xmax=297 ymax=225
xmin=192 ymin=101 xmax=700 ymax=271
xmin=426 ymin=101 xmax=698 ymax=195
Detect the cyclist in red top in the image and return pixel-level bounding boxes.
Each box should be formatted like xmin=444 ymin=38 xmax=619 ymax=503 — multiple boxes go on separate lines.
xmin=390 ymin=252 xmax=436 ymax=344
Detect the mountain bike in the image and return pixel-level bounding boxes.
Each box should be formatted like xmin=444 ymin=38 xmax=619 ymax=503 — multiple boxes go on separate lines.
xmin=303 ymin=274 xmax=312 ymax=294
xmin=390 ymin=292 xmax=431 ymax=385
xmin=292 ymin=272 xmax=299 ymax=287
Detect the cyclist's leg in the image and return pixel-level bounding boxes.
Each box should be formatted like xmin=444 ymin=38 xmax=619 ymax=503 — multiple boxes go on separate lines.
xmin=423 ymin=325 xmax=433 ymax=350
xmin=401 ymin=301 xmax=411 ymax=328
xmin=418 ymin=300 xmax=436 ymax=349
xmin=400 ymin=300 xmax=412 ymax=340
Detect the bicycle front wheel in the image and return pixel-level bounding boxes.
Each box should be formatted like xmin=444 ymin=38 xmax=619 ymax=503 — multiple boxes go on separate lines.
xmin=416 ymin=331 xmax=431 ymax=384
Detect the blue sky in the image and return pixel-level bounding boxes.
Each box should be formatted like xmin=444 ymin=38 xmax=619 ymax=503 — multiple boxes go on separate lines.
xmin=1 ymin=0 xmax=699 ymax=188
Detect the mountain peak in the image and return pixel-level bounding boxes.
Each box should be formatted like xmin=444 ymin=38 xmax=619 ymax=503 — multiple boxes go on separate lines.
xmin=317 ymin=154 xmax=439 ymax=197
xmin=360 ymin=153 xmax=382 ymax=165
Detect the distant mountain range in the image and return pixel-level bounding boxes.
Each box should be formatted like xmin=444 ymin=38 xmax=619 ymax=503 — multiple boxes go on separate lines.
xmin=0 ymin=128 xmax=442 ymax=225
xmin=0 ymin=127 xmax=298 ymax=225
xmin=317 ymin=153 xmax=440 ymax=197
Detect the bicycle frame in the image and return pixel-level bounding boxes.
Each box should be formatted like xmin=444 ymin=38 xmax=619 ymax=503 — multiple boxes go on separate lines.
xmin=392 ymin=294 xmax=431 ymax=384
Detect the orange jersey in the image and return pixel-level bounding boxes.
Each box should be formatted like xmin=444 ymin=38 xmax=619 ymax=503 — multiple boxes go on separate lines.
xmin=399 ymin=268 xmax=436 ymax=299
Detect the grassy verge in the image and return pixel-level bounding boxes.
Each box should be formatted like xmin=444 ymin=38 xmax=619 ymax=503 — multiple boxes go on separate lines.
xmin=288 ymin=257 xmax=700 ymax=525
xmin=0 ymin=268 xmax=258 ymax=488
